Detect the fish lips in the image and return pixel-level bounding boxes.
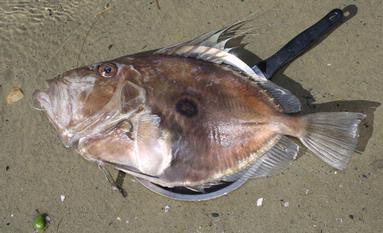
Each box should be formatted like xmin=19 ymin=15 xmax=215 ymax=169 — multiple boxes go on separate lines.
xmin=33 ymin=79 xmax=77 ymax=148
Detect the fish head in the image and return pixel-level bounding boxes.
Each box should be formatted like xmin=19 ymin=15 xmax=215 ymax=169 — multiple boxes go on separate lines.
xmin=33 ymin=61 xmax=145 ymax=148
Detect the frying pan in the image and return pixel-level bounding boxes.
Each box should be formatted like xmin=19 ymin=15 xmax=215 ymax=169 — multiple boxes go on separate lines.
xmin=137 ymin=9 xmax=346 ymax=201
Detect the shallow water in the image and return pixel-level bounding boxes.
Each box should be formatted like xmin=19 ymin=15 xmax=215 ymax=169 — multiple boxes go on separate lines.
xmin=1 ymin=1 xmax=383 ymax=232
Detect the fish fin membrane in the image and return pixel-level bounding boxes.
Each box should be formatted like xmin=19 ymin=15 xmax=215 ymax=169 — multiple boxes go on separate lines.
xmin=184 ymin=181 xmax=223 ymax=193
xmin=104 ymin=160 xmax=164 ymax=183
xmin=155 ymin=20 xmax=261 ymax=77
xmin=300 ymin=112 xmax=366 ymax=170
xmin=223 ymin=136 xmax=299 ymax=181
xmin=247 ymin=136 xmax=299 ymax=177
xmin=258 ymin=80 xmax=302 ymax=113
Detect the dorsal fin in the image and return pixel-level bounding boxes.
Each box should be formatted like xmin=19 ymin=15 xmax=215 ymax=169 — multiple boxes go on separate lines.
xmin=257 ymin=80 xmax=302 ymax=113
xmin=155 ymin=20 xmax=263 ymax=78
xmin=156 ymin=20 xmax=252 ymax=53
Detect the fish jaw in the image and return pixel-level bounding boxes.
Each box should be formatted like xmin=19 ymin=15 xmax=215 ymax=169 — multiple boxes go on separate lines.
xmin=33 ymin=78 xmax=76 ymax=147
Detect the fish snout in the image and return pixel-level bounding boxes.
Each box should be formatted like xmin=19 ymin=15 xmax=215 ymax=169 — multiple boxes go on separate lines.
xmin=33 ymin=76 xmax=62 ymax=109
xmin=33 ymin=77 xmax=74 ymax=132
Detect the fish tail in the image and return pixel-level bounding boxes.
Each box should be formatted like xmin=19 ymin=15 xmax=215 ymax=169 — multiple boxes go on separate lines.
xmin=298 ymin=112 xmax=366 ymax=170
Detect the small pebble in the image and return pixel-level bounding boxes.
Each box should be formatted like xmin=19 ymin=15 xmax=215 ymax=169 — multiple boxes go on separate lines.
xmin=283 ymin=201 xmax=289 ymax=208
xmin=6 ymin=87 xmax=24 ymax=104
xmin=211 ymin=213 xmax=219 ymax=218
xmin=60 ymin=194 xmax=65 ymax=202
xmin=164 ymin=205 xmax=170 ymax=213
xmin=116 ymin=217 xmax=121 ymax=221
xmin=256 ymin=197 xmax=264 ymax=207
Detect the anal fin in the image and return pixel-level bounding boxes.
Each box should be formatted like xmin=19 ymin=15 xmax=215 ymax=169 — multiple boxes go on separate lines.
xmin=244 ymin=136 xmax=299 ymax=178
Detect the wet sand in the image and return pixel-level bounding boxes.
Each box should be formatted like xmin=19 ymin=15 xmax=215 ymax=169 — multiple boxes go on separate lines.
xmin=1 ymin=1 xmax=382 ymax=232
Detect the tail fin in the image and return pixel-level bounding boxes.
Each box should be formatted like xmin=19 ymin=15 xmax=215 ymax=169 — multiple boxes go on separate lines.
xmin=299 ymin=112 xmax=366 ymax=170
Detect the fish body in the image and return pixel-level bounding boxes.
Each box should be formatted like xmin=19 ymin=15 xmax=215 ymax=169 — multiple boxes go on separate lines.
xmin=34 ymin=20 xmax=365 ymax=194
xmin=79 ymin=55 xmax=293 ymax=187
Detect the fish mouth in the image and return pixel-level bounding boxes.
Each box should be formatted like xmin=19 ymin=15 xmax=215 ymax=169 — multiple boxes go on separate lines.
xmin=33 ymin=78 xmax=75 ymax=147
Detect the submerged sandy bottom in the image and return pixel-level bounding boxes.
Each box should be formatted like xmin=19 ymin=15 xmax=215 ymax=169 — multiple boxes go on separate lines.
xmin=1 ymin=1 xmax=382 ymax=232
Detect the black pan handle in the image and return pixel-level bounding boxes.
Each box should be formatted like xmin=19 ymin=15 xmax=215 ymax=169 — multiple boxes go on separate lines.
xmin=254 ymin=9 xmax=344 ymax=79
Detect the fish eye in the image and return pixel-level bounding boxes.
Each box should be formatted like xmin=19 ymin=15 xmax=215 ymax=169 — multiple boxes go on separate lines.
xmin=97 ymin=63 xmax=117 ymax=78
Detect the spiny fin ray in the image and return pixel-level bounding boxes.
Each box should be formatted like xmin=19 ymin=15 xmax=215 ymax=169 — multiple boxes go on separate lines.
xmin=155 ymin=19 xmax=262 ymax=78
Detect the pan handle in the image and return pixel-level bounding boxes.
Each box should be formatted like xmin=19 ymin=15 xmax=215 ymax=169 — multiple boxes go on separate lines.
xmin=254 ymin=9 xmax=344 ymax=79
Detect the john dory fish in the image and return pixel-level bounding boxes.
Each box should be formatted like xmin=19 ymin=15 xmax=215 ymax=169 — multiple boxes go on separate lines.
xmin=34 ymin=18 xmax=365 ymax=199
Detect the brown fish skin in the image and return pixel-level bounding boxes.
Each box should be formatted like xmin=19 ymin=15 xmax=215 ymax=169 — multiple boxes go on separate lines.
xmin=75 ymin=55 xmax=304 ymax=187
xmin=137 ymin=56 xmax=311 ymax=186
xmin=34 ymin=53 xmax=365 ymax=189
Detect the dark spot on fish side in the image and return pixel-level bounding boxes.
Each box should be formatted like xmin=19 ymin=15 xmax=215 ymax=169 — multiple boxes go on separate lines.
xmin=176 ymin=98 xmax=198 ymax=118
xmin=6 ymin=166 xmax=9 ymax=171
xmin=211 ymin=213 xmax=219 ymax=218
